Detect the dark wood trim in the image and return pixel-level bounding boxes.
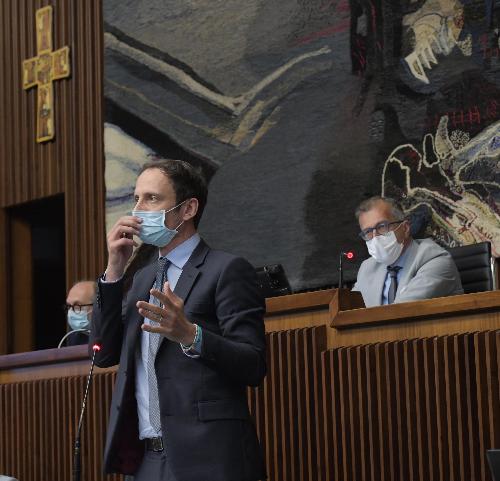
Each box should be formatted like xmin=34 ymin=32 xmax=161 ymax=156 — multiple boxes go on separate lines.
xmin=266 ymin=289 xmax=336 ymax=315
xmin=0 ymin=344 xmax=88 ymax=370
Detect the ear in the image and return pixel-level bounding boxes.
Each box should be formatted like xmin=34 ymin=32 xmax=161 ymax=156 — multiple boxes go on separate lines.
xmin=403 ymin=219 xmax=411 ymax=238
xmin=181 ymin=198 xmax=199 ymax=222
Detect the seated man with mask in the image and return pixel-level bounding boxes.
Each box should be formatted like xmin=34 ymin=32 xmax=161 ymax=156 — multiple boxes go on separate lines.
xmin=63 ymin=280 xmax=96 ymax=346
xmin=352 ymin=196 xmax=463 ymax=307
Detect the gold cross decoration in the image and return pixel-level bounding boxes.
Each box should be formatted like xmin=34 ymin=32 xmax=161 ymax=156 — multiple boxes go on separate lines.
xmin=22 ymin=6 xmax=71 ymax=143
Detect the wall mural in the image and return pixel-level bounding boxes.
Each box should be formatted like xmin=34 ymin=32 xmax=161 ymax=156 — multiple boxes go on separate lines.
xmin=104 ymin=0 xmax=499 ymax=291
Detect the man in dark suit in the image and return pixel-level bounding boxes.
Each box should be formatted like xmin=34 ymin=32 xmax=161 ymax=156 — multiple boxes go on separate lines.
xmin=91 ymin=159 xmax=267 ymax=481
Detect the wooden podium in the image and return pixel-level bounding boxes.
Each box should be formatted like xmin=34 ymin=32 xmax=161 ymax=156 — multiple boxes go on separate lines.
xmin=1 ymin=289 xmax=500 ymax=481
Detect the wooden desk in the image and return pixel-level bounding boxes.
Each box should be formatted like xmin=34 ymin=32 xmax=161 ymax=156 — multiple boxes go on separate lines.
xmin=1 ymin=289 xmax=499 ymax=481
xmin=329 ymin=289 xmax=500 ymax=347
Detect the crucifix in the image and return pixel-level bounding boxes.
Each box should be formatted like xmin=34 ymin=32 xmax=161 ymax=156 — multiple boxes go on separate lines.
xmin=22 ymin=5 xmax=71 ymax=143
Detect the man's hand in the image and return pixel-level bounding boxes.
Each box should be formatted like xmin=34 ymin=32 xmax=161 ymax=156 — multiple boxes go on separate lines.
xmin=105 ymin=215 xmax=143 ymax=281
xmin=137 ymin=282 xmax=197 ymax=345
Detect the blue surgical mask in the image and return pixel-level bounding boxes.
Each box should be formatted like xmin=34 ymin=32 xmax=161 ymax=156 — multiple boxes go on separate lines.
xmin=133 ymin=201 xmax=186 ymax=247
xmin=67 ymin=309 xmax=90 ymax=331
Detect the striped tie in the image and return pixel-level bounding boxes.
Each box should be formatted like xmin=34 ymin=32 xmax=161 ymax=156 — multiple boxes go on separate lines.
xmin=147 ymin=256 xmax=169 ymax=432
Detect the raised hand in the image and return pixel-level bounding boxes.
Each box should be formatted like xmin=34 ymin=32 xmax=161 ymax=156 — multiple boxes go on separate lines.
xmin=105 ymin=215 xmax=142 ymax=281
xmin=136 ymin=281 xmax=196 ymax=345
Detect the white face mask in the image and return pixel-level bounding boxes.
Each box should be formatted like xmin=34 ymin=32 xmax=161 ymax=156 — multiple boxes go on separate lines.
xmin=366 ymin=230 xmax=404 ymax=265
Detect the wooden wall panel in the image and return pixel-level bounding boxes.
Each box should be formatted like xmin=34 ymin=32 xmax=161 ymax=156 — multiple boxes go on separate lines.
xmin=0 ymin=372 xmax=123 ymax=481
xmin=322 ymin=330 xmax=500 ymax=481
xmin=0 ymin=0 xmax=106 ymax=288
xmin=247 ymin=326 xmax=327 ymax=481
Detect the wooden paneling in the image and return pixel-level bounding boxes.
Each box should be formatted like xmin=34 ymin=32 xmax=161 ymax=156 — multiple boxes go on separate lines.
xmin=0 ymin=0 xmax=106 ymax=288
xmin=0 ymin=372 xmax=122 ymax=481
xmin=331 ymin=290 xmax=500 ymax=329
xmin=322 ymin=330 xmax=500 ymax=481
xmin=2 ymin=291 xmax=500 ymax=480
xmin=248 ymin=327 xmax=327 ymax=481
xmin=329 ymin=290 xmax=500 ymax=348
xmin=266 ymin=289 xmax=336 ymax=314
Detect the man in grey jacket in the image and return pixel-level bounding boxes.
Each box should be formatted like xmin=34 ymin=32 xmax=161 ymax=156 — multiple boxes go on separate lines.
xmin=352 ymin=196 xmax=463 ymax=307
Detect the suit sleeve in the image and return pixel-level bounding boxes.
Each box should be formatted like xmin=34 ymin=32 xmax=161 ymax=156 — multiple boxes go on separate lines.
xmin=200 ymin=256 xmax=267 ymax=387
xmin=90 ymin=278 xmax=125 ymax=368
xmin=395 ymin=252 xmax=463 ymax=303
xmin=351 ymin=262 xmax=366 ymax=296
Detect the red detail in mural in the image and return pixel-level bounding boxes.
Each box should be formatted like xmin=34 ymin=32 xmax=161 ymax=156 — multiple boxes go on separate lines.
xmin=479 ymin=33 xmax=500 ymax=59
xmin=424 ymin=105 xmax=494 ymax=130
xmin=293 ymin=19 xmax=350 ymax=46
xmin=485 ymin=100 xmax=498 ymax=120
xmin=467 ymin=106 xmax=481 ymax=125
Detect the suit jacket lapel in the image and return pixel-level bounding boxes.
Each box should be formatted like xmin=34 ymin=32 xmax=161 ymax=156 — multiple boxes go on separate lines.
xmin=397 ymin=240 xmax=419 ymax=291
xmin=124 ymin=260 xmax=158 ymax=354
xmin=173 ymin=239 xmax=209 ymax=303
xmin=372 ymin=262 xmax=389 ymax=306
xmin=156 ymin=239 xmax=210 ymax=352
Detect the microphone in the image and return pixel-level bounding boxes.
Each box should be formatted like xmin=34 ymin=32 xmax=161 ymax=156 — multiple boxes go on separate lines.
xmin=73 ymin=340 xmax=101 ymax=481
xmin=338 ymin=250 xmax=355 ymax=289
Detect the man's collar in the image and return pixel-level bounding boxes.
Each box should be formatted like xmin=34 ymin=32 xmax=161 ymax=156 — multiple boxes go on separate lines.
xmin=158 ymin=233 xmax=201 ymax=269
xmin=392 ymin=239 xmax=414 ymax=268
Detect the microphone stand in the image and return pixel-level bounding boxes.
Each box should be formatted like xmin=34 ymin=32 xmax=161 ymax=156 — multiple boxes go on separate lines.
xmin=73 ymin=342 xmax=101 ymax=481
xmin=338 ymin=251 xmax=355 ymax=289
xmin=338 ymin=252 xmax=344 ymax=289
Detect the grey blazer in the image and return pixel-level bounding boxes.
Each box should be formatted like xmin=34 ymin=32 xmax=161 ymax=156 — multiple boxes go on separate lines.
xmin=352 ymin=238 xmax=463 ymax=307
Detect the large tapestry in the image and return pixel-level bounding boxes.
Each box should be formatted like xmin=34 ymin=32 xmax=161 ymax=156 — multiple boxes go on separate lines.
xmin=104 ymin=0 xmax=500 ymax=291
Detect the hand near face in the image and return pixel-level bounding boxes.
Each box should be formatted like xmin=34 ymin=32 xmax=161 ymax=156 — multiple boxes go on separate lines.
xmin=105 ymin=215 xmax=142 ymax=281
xmin=137 ymin=282 xmax=196 ymax=346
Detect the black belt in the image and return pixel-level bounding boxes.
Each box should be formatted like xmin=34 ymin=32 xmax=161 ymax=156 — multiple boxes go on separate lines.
xmin=145 ymin=436 xmax=164 ymax=452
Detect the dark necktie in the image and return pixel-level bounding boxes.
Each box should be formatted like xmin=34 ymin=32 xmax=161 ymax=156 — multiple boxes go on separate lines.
xmin=147 ymin=256 xmax=170 ymax=432
xmin=387 ymin=265 xmax=402 ymax=305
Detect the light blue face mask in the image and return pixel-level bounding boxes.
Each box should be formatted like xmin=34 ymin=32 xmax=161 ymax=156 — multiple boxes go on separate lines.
xmin=132 ymin=201 xmax=186 ymax=248
xmin=67 ymin=309 xmax=90 ymax=331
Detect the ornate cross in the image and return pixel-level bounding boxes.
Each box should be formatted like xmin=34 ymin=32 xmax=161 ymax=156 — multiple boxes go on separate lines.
xmin=22 ymin=6 xmax=71 ymax=143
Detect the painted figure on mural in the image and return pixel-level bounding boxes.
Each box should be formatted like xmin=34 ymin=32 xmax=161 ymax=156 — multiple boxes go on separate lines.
xmin=349 ymin=0 xmax=500 ymax=255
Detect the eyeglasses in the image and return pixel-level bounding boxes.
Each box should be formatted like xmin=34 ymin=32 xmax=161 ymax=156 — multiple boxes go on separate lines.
xmin=62 ymin=303 xmax=93 ymax=314
xmin=359 ymin=220 xmax=405 ymax=241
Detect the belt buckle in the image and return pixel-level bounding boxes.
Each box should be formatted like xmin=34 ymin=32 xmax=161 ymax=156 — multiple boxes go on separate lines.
xmin=150 ymin=437 xmax=164 ymax=452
